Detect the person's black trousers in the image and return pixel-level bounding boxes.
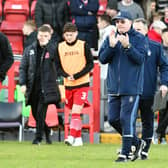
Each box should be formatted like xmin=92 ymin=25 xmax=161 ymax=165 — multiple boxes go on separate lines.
xmin=30 ymin=93 xmax=49 ymax=140
xmin=156 ymin=103 xmax=168 ymax=138
xmin=139 ymin=99 xmax=154 ymax=152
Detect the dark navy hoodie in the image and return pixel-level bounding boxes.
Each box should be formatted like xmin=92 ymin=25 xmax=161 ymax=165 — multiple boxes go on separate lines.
xmin=141 ymin=37 xmax=168 ymax=99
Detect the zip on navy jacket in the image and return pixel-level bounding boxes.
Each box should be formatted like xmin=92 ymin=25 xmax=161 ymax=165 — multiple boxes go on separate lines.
xmin=98 ymin=28 xmax=147 ymax=95
xmin=141 ymin=37 xmax=168 ymax=99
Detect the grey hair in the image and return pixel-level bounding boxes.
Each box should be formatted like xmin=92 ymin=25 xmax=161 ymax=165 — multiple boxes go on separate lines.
xmin=133 ymin=18 xmax=148 ymax=30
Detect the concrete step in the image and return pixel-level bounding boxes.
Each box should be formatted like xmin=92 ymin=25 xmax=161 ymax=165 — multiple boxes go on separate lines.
xmin=100 ymin=133 xmax=168 ymax=144
xmin=100 ymin=133 xmax=122 ymax=144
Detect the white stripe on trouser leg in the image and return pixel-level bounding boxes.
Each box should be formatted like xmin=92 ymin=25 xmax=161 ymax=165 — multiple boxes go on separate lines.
xmin=130 ymin=95 xmax=139 ymax=135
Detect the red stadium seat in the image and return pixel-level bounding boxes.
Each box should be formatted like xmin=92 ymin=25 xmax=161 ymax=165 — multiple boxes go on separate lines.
xmin=0 ymin=20 xmax=24 ymax=34
xmin=4 ymin=0 xmax=29 ymax=22
xmin=10 ymin=40 xmax=23 ymax=55
xmin=0 ymin=0 xmax=2 ymax=21
xmin=97 ymin=0 xmax=107 ymax=15
xmin=28 ymin=104 xmax=59 ymax=128
xmin=0 ymin=20 xmax=24 ymax=54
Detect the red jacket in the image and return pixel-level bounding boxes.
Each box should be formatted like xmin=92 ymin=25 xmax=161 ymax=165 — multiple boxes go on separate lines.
xmin=148 ymin=29 xmax=162 ymax=43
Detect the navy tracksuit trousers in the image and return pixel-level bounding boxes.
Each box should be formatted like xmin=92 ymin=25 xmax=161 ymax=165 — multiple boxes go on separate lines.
xmin=108 ymin=95 xmax=140 ymax=156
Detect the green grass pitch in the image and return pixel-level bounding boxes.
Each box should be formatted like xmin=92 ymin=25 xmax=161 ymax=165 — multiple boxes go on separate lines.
xmin=0 ymin=141 xmax=167 ymax=168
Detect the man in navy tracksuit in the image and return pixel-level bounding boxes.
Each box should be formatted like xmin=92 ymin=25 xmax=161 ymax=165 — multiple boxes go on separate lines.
xmin=99 ymin=11 xmax=147 ymax=162
xmin=133 ymin=18 xmax=168 ymax=160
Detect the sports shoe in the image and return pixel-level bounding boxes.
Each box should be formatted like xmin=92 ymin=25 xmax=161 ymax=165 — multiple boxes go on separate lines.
xmin=152 ymin=133 xmax=159 ymax=144
xmin=115 ymin=154 xmax=128 ymax=162
xmin=104 ymin=121 xmax=113 ymax=132
xmin=131 ymin=139 xmax=146 ymax=161
xmin=64 ymin=136 xmax=75 ymax=146
xmin=32 ymin=138 xmax=42 ymax=145
xmin=116 ymin=148 xmax=133 ymax=160
xmin=160 ymin=137 xmax=167 ymax=144
xmin=116 ymin=148 xmax=122 ymax=155
xmin=140 ymin=151 xmax=148 ymax=160
xmin=72 ymin=137 xmax=83 ymax=147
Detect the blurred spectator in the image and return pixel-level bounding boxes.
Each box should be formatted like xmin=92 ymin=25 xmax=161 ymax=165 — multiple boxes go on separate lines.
xmin=148 ymin=20 xmax=167 ymax=43
xmin=134 ymin=0 xmax=146 ymax=17
xmin=118 ymin=0 xmax=145 ymax=19
xmin=162 ymin=28 xmax=168 ymax=56
xmin=106 ymin=0 xmax=118 ymax=22
xmin=96 ymin=14 xmax=116 ymax=132
xmin=151 ymin=0 xmax=157 ymax=11
xmin=22 ymin=20 xmax=37 ymax=49
xmin=147 ymin=0 xmax=157 ymax=24
xmin=148 ymin=11 xmax=163 ymax=26
xmin=150 ymin=0 xmax=157 ymax=14
xmin=35 ymin=0 xmax=69 ymax=42
xmin=156 ymin=0 xmax=168 ymax=13
xmin=97 ymin=14 xmax=116 ymax=51
xmin=97 ymin=14 xmax=116 ymax=78
xmin=154 ymin=28 xmax=168 ymax=145
xmin=161 ymin=6 xmax=168 ymax=27
xmin=67 ymin=0 xmax=99 ymax=50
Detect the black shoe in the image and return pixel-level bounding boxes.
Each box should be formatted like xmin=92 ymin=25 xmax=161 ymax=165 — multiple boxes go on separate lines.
xmin=131 ymin=140 xmax=146 ymax=161
xmin=140 ymin=151 xmax=148 ymax=160
xmin=115 ymin=154 xmax=127 ymax=162
xmin=32 ymin=138 xmax=42 ymax=145
xmin=46 ymin=138 xmax=52 ymax=144
xmin=116 ymin=149 xmax=133 ymax=160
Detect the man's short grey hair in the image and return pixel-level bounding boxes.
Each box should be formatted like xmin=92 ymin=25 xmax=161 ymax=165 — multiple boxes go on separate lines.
xmin=133 ymin=18 xmax=148 ymax=26
xmin=133 ymin=18 xmax=148 ymax=30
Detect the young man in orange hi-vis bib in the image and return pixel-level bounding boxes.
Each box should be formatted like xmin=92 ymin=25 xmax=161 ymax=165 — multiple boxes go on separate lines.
xmin=56 ymin=22 xmax=94 ymax=146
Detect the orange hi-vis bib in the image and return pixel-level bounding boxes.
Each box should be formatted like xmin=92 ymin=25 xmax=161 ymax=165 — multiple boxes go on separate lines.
xmin=58 ymin=40 xmax=90 ymax=87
